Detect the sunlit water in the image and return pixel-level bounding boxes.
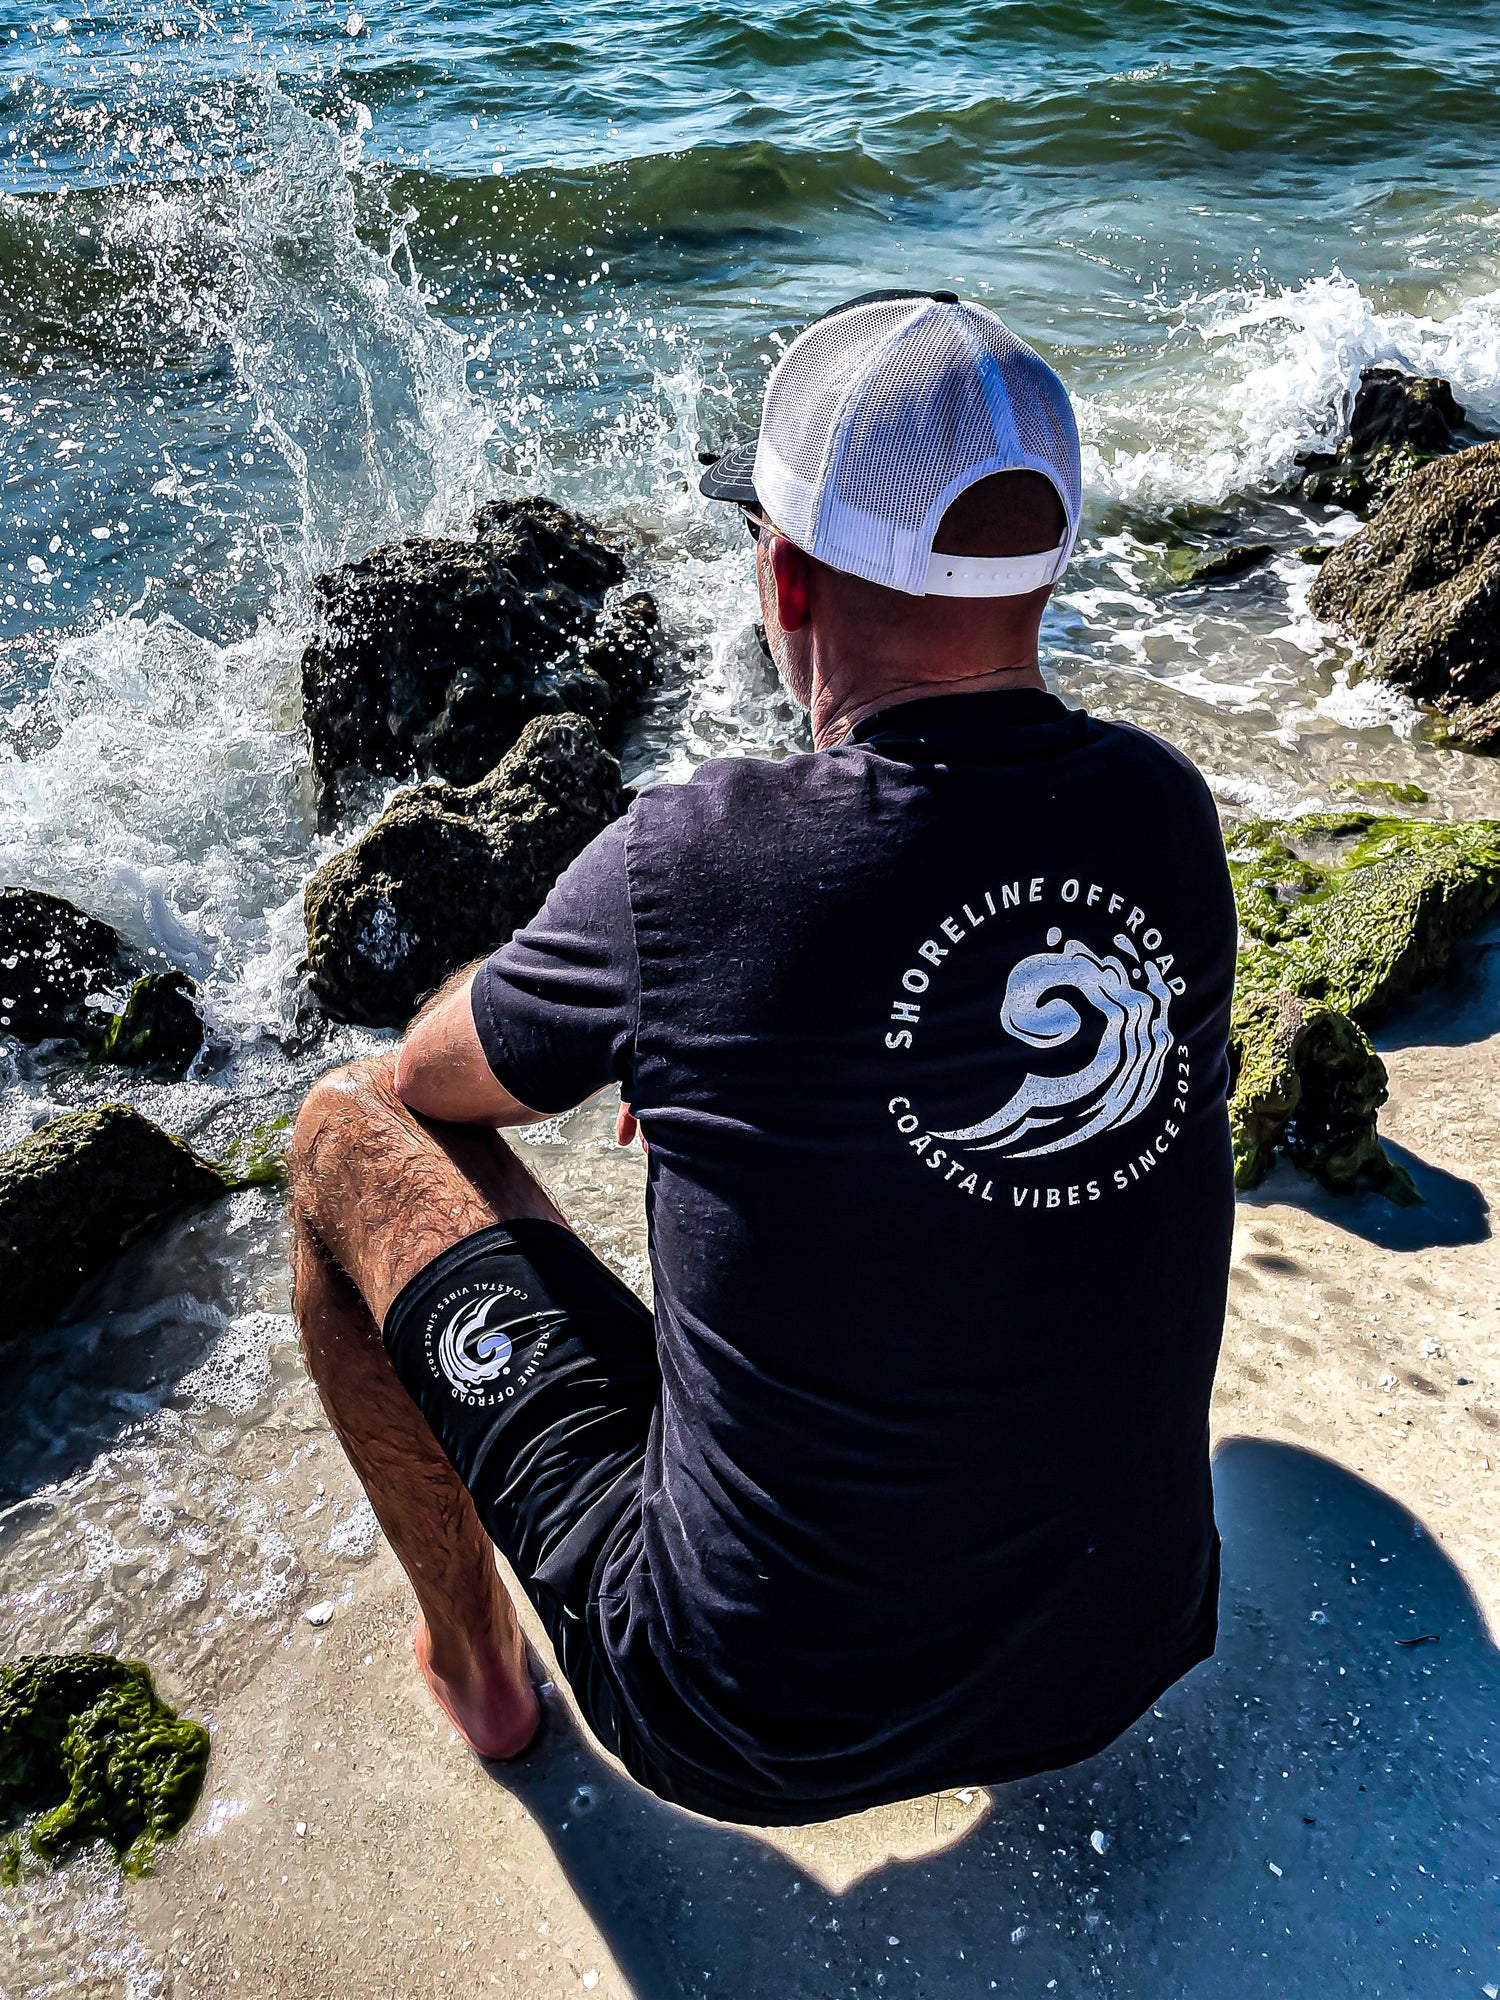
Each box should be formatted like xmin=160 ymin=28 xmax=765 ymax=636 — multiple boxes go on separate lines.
xmin=4 ymin=0 xmax=1500 ymax=1983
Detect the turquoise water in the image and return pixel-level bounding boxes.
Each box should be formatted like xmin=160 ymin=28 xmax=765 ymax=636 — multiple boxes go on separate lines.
xmin=5 ymin=1 xmax=1500 ymax=836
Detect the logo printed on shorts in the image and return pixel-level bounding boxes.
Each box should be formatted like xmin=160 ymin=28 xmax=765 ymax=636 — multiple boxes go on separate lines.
xmin=422 ymin=1279 xmax=566 ymax=1408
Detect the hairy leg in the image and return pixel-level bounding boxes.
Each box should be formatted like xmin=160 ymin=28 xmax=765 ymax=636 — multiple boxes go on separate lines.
xmin=288 ymin=1053 xmax=563 ymax=1759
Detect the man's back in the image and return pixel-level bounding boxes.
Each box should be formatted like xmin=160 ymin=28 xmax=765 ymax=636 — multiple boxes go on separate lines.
xmin=298 ymin=296 xmax=1241 ymax=1817
xmin=481 ymin=688 xmax=1238 ymax=1820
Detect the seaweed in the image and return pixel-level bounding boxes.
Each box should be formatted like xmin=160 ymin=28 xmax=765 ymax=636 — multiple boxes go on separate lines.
xmin=215 ymin=1112 xmax=293 ymax=1191
xmin=0 ymin=1654 xmax=209 ymax=1881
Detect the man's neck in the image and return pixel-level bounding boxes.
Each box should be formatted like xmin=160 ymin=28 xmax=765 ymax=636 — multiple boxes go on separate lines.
xmin=811 ymin=661 xmax=1048 ymax=750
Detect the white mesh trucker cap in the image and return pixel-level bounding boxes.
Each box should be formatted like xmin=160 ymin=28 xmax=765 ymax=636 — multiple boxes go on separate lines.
xmin=699 ymin=290 xmax=1082 ymax=598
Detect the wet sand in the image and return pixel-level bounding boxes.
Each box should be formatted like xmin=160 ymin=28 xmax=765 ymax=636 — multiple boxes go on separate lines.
xmin=20 ymin=943 xmax=1500 ymax=1999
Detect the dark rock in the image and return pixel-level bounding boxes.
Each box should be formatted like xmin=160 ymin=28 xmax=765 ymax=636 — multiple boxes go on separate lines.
xmin=1306 ymin=443 xmax=1500 ymax=747
xmin=1348 ymin=367 xmax=1467 ymax=457
xmin=300 ymin=497 xmax=661 ymax=823
xmin=1162 ymin=542 xmax=1273 ymax=587
xmin=1438 ymin=687 xmax=1500 ymax=752
xmin=0 ymin=889 xmax=147 ymax=1044
xmin=0 ymin=1653 xmax=209 ymax=1881
xmin=0 ymin=889 xmax=205 ymax=1075
xmin=94 ymin=970 xmax=204 ymax=1077
xmin=303 ymin=712 xmax=629 ymax=1028
xmin=1227 ymin=812 xmax=1500 ymax=1192
xmin=0 ymin=1105 xmax=227 ymax=1342
xmin=1298 ymin=367 xmax=1474 ymax=516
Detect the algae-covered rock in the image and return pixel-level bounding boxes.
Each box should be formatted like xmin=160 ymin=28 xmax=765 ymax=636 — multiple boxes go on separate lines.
xmin=303 ymin=711 xmax=629 ymax=1028
xmin=0 ymin=888 xmax=205 ymax=1074
xmin=1228 ymin=990 xmax=1405 ymax=1198
xmin=1340 ymin=779 xmax=1429 ymax=807
xmin=1230 ymin=811 xmax=1500 ymax=1016
xmin=0 ymin=1105 xmax=227 ymax=1342
xmin=301 ymin=496 xmax=661 ymax=824
xmin=1162 ymin=542 xmax=1272 ymax=588
xmin=1307 ymin=443 xmax=1500 ymax=750
xmin=1298 ymin=367 xmax=1473 ymax=516
xmin=94 ymin=969 xmax=204 ymax=1077
xmin=0 ymin=1654 xmax=208 ymax=1880
xmin=1227 ymin=812 xmax=1500 ymax=1192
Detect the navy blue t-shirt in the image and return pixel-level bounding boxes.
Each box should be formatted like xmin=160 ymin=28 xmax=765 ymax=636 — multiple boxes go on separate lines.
xmin=472 ymin=688 xmax=1237 ymax=1819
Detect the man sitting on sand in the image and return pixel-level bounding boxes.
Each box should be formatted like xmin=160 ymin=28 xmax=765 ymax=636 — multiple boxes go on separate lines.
xmin=289 ymin=291 xmax=1236 ymax=1824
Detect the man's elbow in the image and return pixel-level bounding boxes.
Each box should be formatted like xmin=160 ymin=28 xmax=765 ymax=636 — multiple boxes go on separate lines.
xmin=390 ymin=1036 xmax=433 ymax=1114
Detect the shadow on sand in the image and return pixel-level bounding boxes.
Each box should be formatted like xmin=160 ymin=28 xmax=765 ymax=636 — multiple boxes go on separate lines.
xmin=495 ymin=1440 xmax=1498 ymax=2000
xmin=1241 ymin=1147 xmax=1490 ymax=1251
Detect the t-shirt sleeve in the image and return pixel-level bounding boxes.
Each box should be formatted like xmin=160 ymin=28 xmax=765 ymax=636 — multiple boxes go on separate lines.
xmin=469 ymin=814 xmax=638 ymax=1116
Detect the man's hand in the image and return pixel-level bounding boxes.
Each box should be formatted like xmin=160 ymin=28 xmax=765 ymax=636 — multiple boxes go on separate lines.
xmin=616 ymin=1103 xmax=645 ymax=1149
xmin=393 ymin=966 xmax=545 ymax=1127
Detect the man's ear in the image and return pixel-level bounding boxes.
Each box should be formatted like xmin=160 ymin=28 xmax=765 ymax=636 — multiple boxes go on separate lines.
xmin=769 ymin=534 xmax=813 ymax=632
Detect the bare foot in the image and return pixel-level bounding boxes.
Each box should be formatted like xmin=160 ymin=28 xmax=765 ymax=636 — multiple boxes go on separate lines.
xmin=412 ymin=1618 xmax=541 ymax=1760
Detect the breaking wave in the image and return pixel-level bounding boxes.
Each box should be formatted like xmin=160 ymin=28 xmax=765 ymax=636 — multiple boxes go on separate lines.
xmin=1081 ymin=270 xmax=1500 ymax=511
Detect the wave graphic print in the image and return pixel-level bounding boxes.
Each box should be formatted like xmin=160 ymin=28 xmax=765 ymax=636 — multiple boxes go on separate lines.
xmin=934 ymin=930 xmax=1174 ymax=1159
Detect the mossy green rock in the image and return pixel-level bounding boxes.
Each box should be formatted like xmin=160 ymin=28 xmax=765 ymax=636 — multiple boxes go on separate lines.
xmin=1162 ymin=542 xmax=1272 ymax=588
xmin=304 ymin=710 xmax=629 ymax=1028
xmin=0 ymin=1104 xmax=227 ymax=1341
xmin=1227 ymin=812 xmax=1500 ymax=1193
xmin=1228 ymin=989 xmax=1402 ymax=1197
xmin=0 ymin=1654 xmax=208 ymax=1881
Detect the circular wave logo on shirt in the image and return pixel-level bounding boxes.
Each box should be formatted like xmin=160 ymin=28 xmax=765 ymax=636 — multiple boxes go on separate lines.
xmin=935 ymin=927 xmax=1173 ymax=1158
xmin=883 ymin=873 xmax=1191 ymax=1211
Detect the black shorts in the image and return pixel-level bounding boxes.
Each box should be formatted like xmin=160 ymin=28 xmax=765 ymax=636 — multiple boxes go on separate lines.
xmin=381 ymin=1218 xmax=684 ymax=1795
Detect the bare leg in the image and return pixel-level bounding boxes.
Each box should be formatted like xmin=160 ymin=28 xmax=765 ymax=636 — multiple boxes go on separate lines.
xmin=288 ymin=1053 xmax=564 ymax=1759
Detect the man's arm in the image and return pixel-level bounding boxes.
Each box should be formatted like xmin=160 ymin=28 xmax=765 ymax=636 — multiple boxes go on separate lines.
xmin=393 ymin=964 xmax=547 ymax=1127
xmin=399 ymin=817 xmax=639 ymax=1132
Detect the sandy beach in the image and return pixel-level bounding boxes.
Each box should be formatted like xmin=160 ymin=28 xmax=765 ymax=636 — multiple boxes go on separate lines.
xmin=13 ymin=923 xmax=1481 ymax=2000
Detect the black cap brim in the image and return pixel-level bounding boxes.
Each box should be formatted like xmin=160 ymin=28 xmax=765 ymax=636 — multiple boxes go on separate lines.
xmin=698 ymin=437 xmax=760 ymax=507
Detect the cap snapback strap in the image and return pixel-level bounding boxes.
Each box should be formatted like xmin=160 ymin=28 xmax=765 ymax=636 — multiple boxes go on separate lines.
xmin=921 ymin=542 xmax=1069 ymax=599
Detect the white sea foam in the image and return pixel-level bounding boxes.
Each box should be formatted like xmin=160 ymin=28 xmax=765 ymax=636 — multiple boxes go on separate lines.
xmin=176 ymin=1311 xmax=295 ymax=1419
xmin=327 ymin=1496 xmax=379 ymax=1559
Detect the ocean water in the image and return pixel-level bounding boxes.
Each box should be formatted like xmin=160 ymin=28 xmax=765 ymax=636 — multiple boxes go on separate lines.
xmin=3 ymin=0 xmax=1500 ymax=1981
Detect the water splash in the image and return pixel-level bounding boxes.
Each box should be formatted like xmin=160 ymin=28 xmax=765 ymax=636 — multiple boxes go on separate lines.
xmin=227 ymin=87 xmax=494 ymax=590
xmin=1079 ymin=269 xmax=1500 ymax=510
